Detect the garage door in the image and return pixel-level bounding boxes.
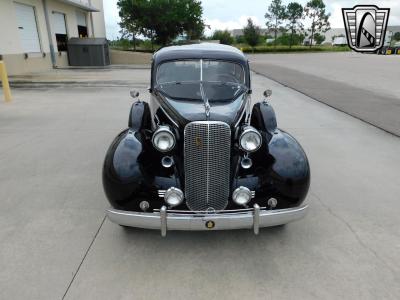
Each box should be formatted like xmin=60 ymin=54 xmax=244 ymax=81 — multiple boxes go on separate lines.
xmin=52 ymin=12 xmax=67 ymax=35
xmin=14 ymin=3 xmax=41 ymax=53
xmin=76 ymin=11 xmax=87 ymax=27
xmin=52 ymin=12 xmax=68 ymax=51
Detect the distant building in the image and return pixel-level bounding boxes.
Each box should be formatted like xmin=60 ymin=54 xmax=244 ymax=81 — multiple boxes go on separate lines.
xmin=332 ymin=37 xmax=347 ymax=46
xmin=324 ymin=26 xmax=400 ymax=45
xmin=229 ymin=26 xmax=400 ymax=46
xmin=0 ymin=0 xmax=106 ymax=75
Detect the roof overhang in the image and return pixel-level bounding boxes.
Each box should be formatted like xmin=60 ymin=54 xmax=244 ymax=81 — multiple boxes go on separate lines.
xmin=57 ymin=0 xmax=99 ymax=12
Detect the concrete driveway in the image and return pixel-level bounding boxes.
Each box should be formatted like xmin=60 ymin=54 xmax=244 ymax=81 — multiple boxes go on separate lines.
xmin=249 ymin=52 xmax=400 ymax=136
xmin=1 ymin=64 xmax=399 ymax=299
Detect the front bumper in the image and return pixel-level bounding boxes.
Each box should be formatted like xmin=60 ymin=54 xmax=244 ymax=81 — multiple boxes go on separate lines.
xmin=107 ymin=204 xmax=309 ymax=236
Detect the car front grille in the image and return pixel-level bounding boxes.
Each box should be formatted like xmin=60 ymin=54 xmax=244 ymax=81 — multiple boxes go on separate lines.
xmin=184 ymin=121 xmax=231 ymax=211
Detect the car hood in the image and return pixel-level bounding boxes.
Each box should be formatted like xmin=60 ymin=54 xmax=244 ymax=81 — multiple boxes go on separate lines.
xmin=154 ymin=91 xmax=248 ymax=127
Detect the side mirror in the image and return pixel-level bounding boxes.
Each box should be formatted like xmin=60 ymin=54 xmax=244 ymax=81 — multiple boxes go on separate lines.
xmin=263 ymin=89 xmax=272 ymax=98
xmin=130 ymin=90 xmax=140 ymax=99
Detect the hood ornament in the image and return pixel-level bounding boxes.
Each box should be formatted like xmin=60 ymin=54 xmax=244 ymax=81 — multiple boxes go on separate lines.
xmin=200 ymin=81 xmax=211 ymax=119
xmin=204 ymin=99 xmax=210 ymax=118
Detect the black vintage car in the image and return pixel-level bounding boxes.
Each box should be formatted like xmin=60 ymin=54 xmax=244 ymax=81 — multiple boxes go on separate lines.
xmin=103 ymin=43 xmax=310 ymax=236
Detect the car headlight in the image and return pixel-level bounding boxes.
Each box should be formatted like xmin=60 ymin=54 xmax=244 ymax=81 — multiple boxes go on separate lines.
xmin=232 ymin=186 xmax=252 ymax=206
xmin=239 ymin=126 xmax=262 ymax=152
xmin=152 ymin=126 xmax=176 ymax=152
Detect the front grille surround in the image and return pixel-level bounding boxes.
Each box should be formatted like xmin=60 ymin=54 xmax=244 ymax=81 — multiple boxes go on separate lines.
xmin=184 ymin=121 xmax=231 ymax=211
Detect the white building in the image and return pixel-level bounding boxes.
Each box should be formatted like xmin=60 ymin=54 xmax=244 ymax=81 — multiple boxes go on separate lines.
xmin=0 ymin=0 xmax=106 ymax=75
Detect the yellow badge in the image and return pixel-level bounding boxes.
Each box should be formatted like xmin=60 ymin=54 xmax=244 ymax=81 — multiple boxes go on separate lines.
xmin=195 ymin=136 xmax=202 ymax=147
xmin=205 ymin=220 xmax=215 ymax=229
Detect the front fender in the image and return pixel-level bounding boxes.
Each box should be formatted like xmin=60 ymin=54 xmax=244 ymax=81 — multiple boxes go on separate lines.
xmin=102 ymin=129 xmax=181 ymax=211
xmin=251 ymin=101 xmax=277 ymax=136
xmin=102 ymin=130 xmax=157 ymax=210
xmin=267 ymin=130 xmax=310 ymax=205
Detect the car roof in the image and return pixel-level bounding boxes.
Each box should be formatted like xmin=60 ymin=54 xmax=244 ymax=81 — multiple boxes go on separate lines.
xmin=153 ymin=43 xmax=248 ymax=66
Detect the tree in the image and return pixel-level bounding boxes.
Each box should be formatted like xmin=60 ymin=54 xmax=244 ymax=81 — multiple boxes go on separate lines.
xmin=275 ymin=32 xmax=305 ymax=46
xmin=117 ymin=0 xmax=205 ymax=48
xmin=286 ymin=2 xmax=304 ymax=48
xmin=182 ymin=0 xmax=205 ymax=40
xmin=211 ymin=30 xmax=234 ymax=45
xmin=393 ymin=32 xmax=400 ymax=41
xmin=119 ymin=20 xmax=139 ymax=50
xmin=236 ymin=35 xmax=246 ymax=44
xmin=265 ymin=0 xmax=287 ymax=47
xmin=314 ymin=33 xmax=325 ymax=44
xmin=304 ymin=0 xmax=330 ymax=48
xmin=243 ymin=18 xmax=261 ymax=51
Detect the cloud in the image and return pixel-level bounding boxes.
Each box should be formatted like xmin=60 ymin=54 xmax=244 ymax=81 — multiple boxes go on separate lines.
xmin=104 ymin=0 xmax=400 ymax=39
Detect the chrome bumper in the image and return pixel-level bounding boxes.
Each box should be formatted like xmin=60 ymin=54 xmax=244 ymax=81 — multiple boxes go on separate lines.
xmin=107 ymin=204 xmax=309 ymax=236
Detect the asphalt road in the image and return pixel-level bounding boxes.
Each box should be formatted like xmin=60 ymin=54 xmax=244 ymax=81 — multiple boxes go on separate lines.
xmin=249 ymin=52 xmax=400 ymax=136
xmin=1 ymin=66 xmax=400 ymax=299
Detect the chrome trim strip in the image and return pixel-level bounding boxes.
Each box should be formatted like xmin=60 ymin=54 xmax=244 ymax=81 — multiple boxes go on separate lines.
xmin=158 ymin=190 xmax=166 ymax=198
xmin=159 ymin=105 xmax=179 ymax=128
xmin=107 ymin=204 xmax=309 ymax=236
xmin=154 ymin=206 xmax=266 ymax=214
xmin=234 ymin=101 xmax=248 ymax=128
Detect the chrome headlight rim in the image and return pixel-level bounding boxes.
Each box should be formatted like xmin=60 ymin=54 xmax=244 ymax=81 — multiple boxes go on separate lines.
xmin=232 ymin=186 xmax=252 ymax=206
xmin=164 ymin=187 xmax=184 ymax=207
xmin=239 ymin=126 xmax=262 ymax=153
xmin=152 ymin=125 xmax=176 ymax=153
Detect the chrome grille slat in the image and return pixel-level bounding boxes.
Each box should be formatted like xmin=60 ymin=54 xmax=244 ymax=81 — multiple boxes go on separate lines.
xmin=184 ymin=121 xmax=231 ymax=211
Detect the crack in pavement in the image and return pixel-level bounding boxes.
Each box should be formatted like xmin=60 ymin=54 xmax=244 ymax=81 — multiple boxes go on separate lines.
xmin=311 ymin=191 xmax=398 ymax=277
xmin=61 ymin=215 xmax=106 ymax=300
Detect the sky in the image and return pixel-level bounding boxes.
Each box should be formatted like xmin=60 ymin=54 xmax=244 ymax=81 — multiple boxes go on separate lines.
xmin=103 ymin=0 xmax=400 ymax=40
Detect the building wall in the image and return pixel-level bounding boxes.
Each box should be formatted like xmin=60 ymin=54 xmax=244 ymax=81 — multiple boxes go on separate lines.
xmin=90 ymin=0 xmax=106 ymax=38
xmin=0 ymin=0 xmax=106 ymax=75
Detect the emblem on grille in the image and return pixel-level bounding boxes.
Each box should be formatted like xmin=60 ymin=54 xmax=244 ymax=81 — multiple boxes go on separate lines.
xmin=342 ymin=5 xmax=390 ymax=52
xmin=195 ymin=136 xmax=202 ymax=147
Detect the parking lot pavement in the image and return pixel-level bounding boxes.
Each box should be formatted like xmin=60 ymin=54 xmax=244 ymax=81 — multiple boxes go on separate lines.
xmin=8 ymin=66 xmax=151 ymax=88
xmin=1 ymin=67 xmax=400 ymax=299
xmin=249 ymin=52 xmax=400 ymax=136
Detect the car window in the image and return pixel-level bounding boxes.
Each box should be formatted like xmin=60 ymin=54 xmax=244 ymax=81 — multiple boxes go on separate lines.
xmin=157 ymin=60 xmax=201 ymax=84
xmin=202 ymin=60 xmax=244 ymax=84
xmin=156 ymin=60 xmax=245 ymax=84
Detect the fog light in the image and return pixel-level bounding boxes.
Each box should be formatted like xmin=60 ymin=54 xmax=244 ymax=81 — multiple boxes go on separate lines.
xmin=139 ymin=201 xmax=150 ymax=211
xmin=267 ymin=198 xmax=278 ymax=209
xmin=232 ymin=186 xmax=252 ymax=206
xmin=164 ymin=187 xmax=184 ymax=207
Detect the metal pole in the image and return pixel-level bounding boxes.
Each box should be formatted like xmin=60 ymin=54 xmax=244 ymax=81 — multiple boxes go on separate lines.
xmin=0 ymin=61 xmax=12 ymax=102
xmin=42 ymin=0 xmax=56 ymax=67
xmin=89 ymin=0 xmax=95 ymax=37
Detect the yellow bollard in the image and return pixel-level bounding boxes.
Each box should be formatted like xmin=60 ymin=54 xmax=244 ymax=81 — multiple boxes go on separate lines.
xmin=0 ymin=61 xmax=12 ymax=102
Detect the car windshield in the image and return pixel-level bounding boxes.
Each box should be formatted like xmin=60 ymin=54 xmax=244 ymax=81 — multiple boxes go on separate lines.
xmin=155 ymin=60 xmax=246 ymax=101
